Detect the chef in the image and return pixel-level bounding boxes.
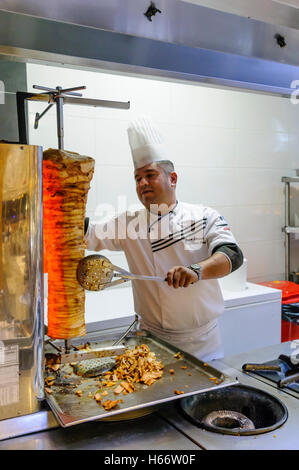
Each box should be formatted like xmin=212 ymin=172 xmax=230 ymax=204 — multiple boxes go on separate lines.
xmin=85 ymin=116 xmax=243 ymax=361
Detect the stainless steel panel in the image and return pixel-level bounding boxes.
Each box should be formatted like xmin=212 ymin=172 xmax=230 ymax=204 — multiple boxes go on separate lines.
xmin=1 ymin=0 xmax=299 ymax=50
xmin=0 ymin=411 xmax=200 ymax=449
xmin=0 ymin=143 xmax=44 ymax=421
xmin=159 ymin=360 xmax=299 ymax=449
xmin=45 ymin=332 xmax=237 ymax=427
xmin=222 ymin=341 xmax=299 ymax=400
xmin=184 ymin=0 xmax=299 ymax=30
xmin=1 ymin=10 xmax=299 ymax=96
xmin=0 ymin=409 xmax=58 ymax=441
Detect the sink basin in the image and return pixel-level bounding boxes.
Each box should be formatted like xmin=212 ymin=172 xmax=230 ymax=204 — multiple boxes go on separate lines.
xmin=178 ymin=384 xmax=288 ymax=436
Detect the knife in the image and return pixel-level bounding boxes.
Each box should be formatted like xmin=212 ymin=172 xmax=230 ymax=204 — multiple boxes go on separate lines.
xmin=242 ymin=363 xmax=282 ymax=372
xmin=45 ymin=344 xmax=126 ymax=365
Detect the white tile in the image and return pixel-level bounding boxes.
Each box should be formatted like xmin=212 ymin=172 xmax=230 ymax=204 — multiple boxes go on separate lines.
xmin=285 ymin=96 xmax=299 ymax=134
xmin=29 ymin=112 xmax=97 ymax=157
xmin=248 ymin=273 xmax=285 ymax=283
xmin=235 ymin=130 xmax=290 ymax=169
xmin=234 ymin=91 xmax=289 ymax=133
xmin=26 ymin=63 xmax=97 ymax=96
xmin=233 ymin=205 xmax=284 ymax=243
xmin=28 ymin=112 xmax=58 ymax=150
xmin=94 ymin=164 xmax=139 ymax=214
xmin=234 ymin=169 xmax=285 ymax=205
xmin=94 ymin=118 xmax=132 ymax=166
xmin=160 ymin=124 xmax=236 ymax=167
xmin=121 ymin=75 xmax=172 ymax=123
xmin=239 ymin=240 xmax=285 ymax=280
xmin=92 ymin=71 xmax=131 ymax=121
xmin=93 ymin=72 xmax=172 ymax=122
xmin=170 ymin=82 xmax=236 ymax=128
xmin=288 ymin=133 xmax=299 ymax=169
xmin=176 ymin=167 xmax=236 ymax=206
xmin=86 ymin=171 xmax=98 ymax=214
xmin=64 ymin=116 xmax=96 ymax=157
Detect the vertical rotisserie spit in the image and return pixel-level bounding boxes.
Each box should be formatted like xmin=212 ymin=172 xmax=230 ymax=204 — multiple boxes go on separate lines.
xmin=43 ymin=149 xmax=95 ymax=339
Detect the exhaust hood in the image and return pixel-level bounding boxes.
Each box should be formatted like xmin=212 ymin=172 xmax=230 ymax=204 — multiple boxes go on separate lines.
xmin=0 ymin=0 xmax=299 ymax=95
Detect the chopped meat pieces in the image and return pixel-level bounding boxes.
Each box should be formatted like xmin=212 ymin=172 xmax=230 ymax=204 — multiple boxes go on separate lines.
xmin=102 ymin=399 xmax=124 ymax=411
xmin=120 ymin=381 xmax=136 ymax=393
xmin=45 ymin=376 xmax=55 ymax=386
xmin=94 ymin=392 xmax=102 ymax=402
xmin=102 ymin=380 xmax=117 ymax=387
xmin=113 ymin=385 xmax=124 ymax=395
xmin=174 ymin=352 xmax=183 ymax=359
xmin=101 ymin=344 xmax=164 ymax=388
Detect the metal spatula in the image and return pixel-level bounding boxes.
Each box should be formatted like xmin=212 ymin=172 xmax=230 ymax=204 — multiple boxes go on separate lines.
xmin=72 ymin=316 xmax=139 ymax=378
xmin=77 ymin=254 xmax=165 ymax=291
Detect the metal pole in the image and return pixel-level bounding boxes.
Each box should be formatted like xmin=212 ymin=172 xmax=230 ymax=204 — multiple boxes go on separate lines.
xmin=285 ymin=182 xmax=290 ymax=280
xmin=56 ymin=87 xmax=64 ymax=150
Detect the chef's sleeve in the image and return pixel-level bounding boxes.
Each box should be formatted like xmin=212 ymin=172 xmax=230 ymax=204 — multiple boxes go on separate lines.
xmin=203 ymin=208 xmax=243 ymax=272
xmin=212 ymin=243 xmax=243 ymax=273
xmin=84 ymin=213 xmax=126 ymax=252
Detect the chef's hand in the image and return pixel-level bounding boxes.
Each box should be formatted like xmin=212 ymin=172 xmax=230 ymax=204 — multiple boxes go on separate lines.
xmin=166 ymin=266 xmax=198 ymax=288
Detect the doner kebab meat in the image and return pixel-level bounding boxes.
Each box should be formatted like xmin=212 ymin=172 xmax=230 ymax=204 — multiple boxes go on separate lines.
xmin=43 ymin=148 xmax=95 ymax=339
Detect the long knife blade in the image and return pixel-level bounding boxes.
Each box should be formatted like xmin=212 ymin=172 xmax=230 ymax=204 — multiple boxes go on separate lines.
xmin=46 ymin=345 xmax=126 ymax=365
xmin=242 ymin=363 xmax=282 ymax=372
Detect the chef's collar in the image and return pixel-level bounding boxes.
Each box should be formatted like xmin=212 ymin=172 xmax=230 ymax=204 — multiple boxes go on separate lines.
xmin=148 ymin=200 xmax=178 ymax=216
xmin=147 ymin=201 xmax=178 ymax=233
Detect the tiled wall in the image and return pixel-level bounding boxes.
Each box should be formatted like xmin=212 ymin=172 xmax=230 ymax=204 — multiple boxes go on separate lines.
xmin=27 ymin=63 xmax=299 ymax=285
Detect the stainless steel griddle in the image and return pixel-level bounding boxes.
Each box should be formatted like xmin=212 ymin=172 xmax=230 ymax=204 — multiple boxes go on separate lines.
xmin=45 ymin=331 xmax=238 ymax=427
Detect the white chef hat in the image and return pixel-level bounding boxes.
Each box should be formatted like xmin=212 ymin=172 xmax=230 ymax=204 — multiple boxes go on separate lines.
xmin=127 ymin=115 xmax=168 ymax=170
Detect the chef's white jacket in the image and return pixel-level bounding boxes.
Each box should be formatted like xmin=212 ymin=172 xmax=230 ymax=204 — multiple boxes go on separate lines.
xmin=85 ymin=201 xmax=237 ymax=361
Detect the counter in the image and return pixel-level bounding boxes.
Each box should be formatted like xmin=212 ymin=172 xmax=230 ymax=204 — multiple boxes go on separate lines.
xmin=0 ymin=409 xmax=198 ymax=450
xmin=0 ymin=341 xmax=298 ymax=450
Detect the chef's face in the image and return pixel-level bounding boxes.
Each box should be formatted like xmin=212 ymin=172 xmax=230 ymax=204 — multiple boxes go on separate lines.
xmin=134 ymin=163 xmax=177 ymax=211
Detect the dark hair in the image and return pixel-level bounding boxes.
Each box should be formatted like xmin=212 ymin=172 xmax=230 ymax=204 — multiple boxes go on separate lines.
xmin=156 ymin=160 xmax=175 ymax=175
